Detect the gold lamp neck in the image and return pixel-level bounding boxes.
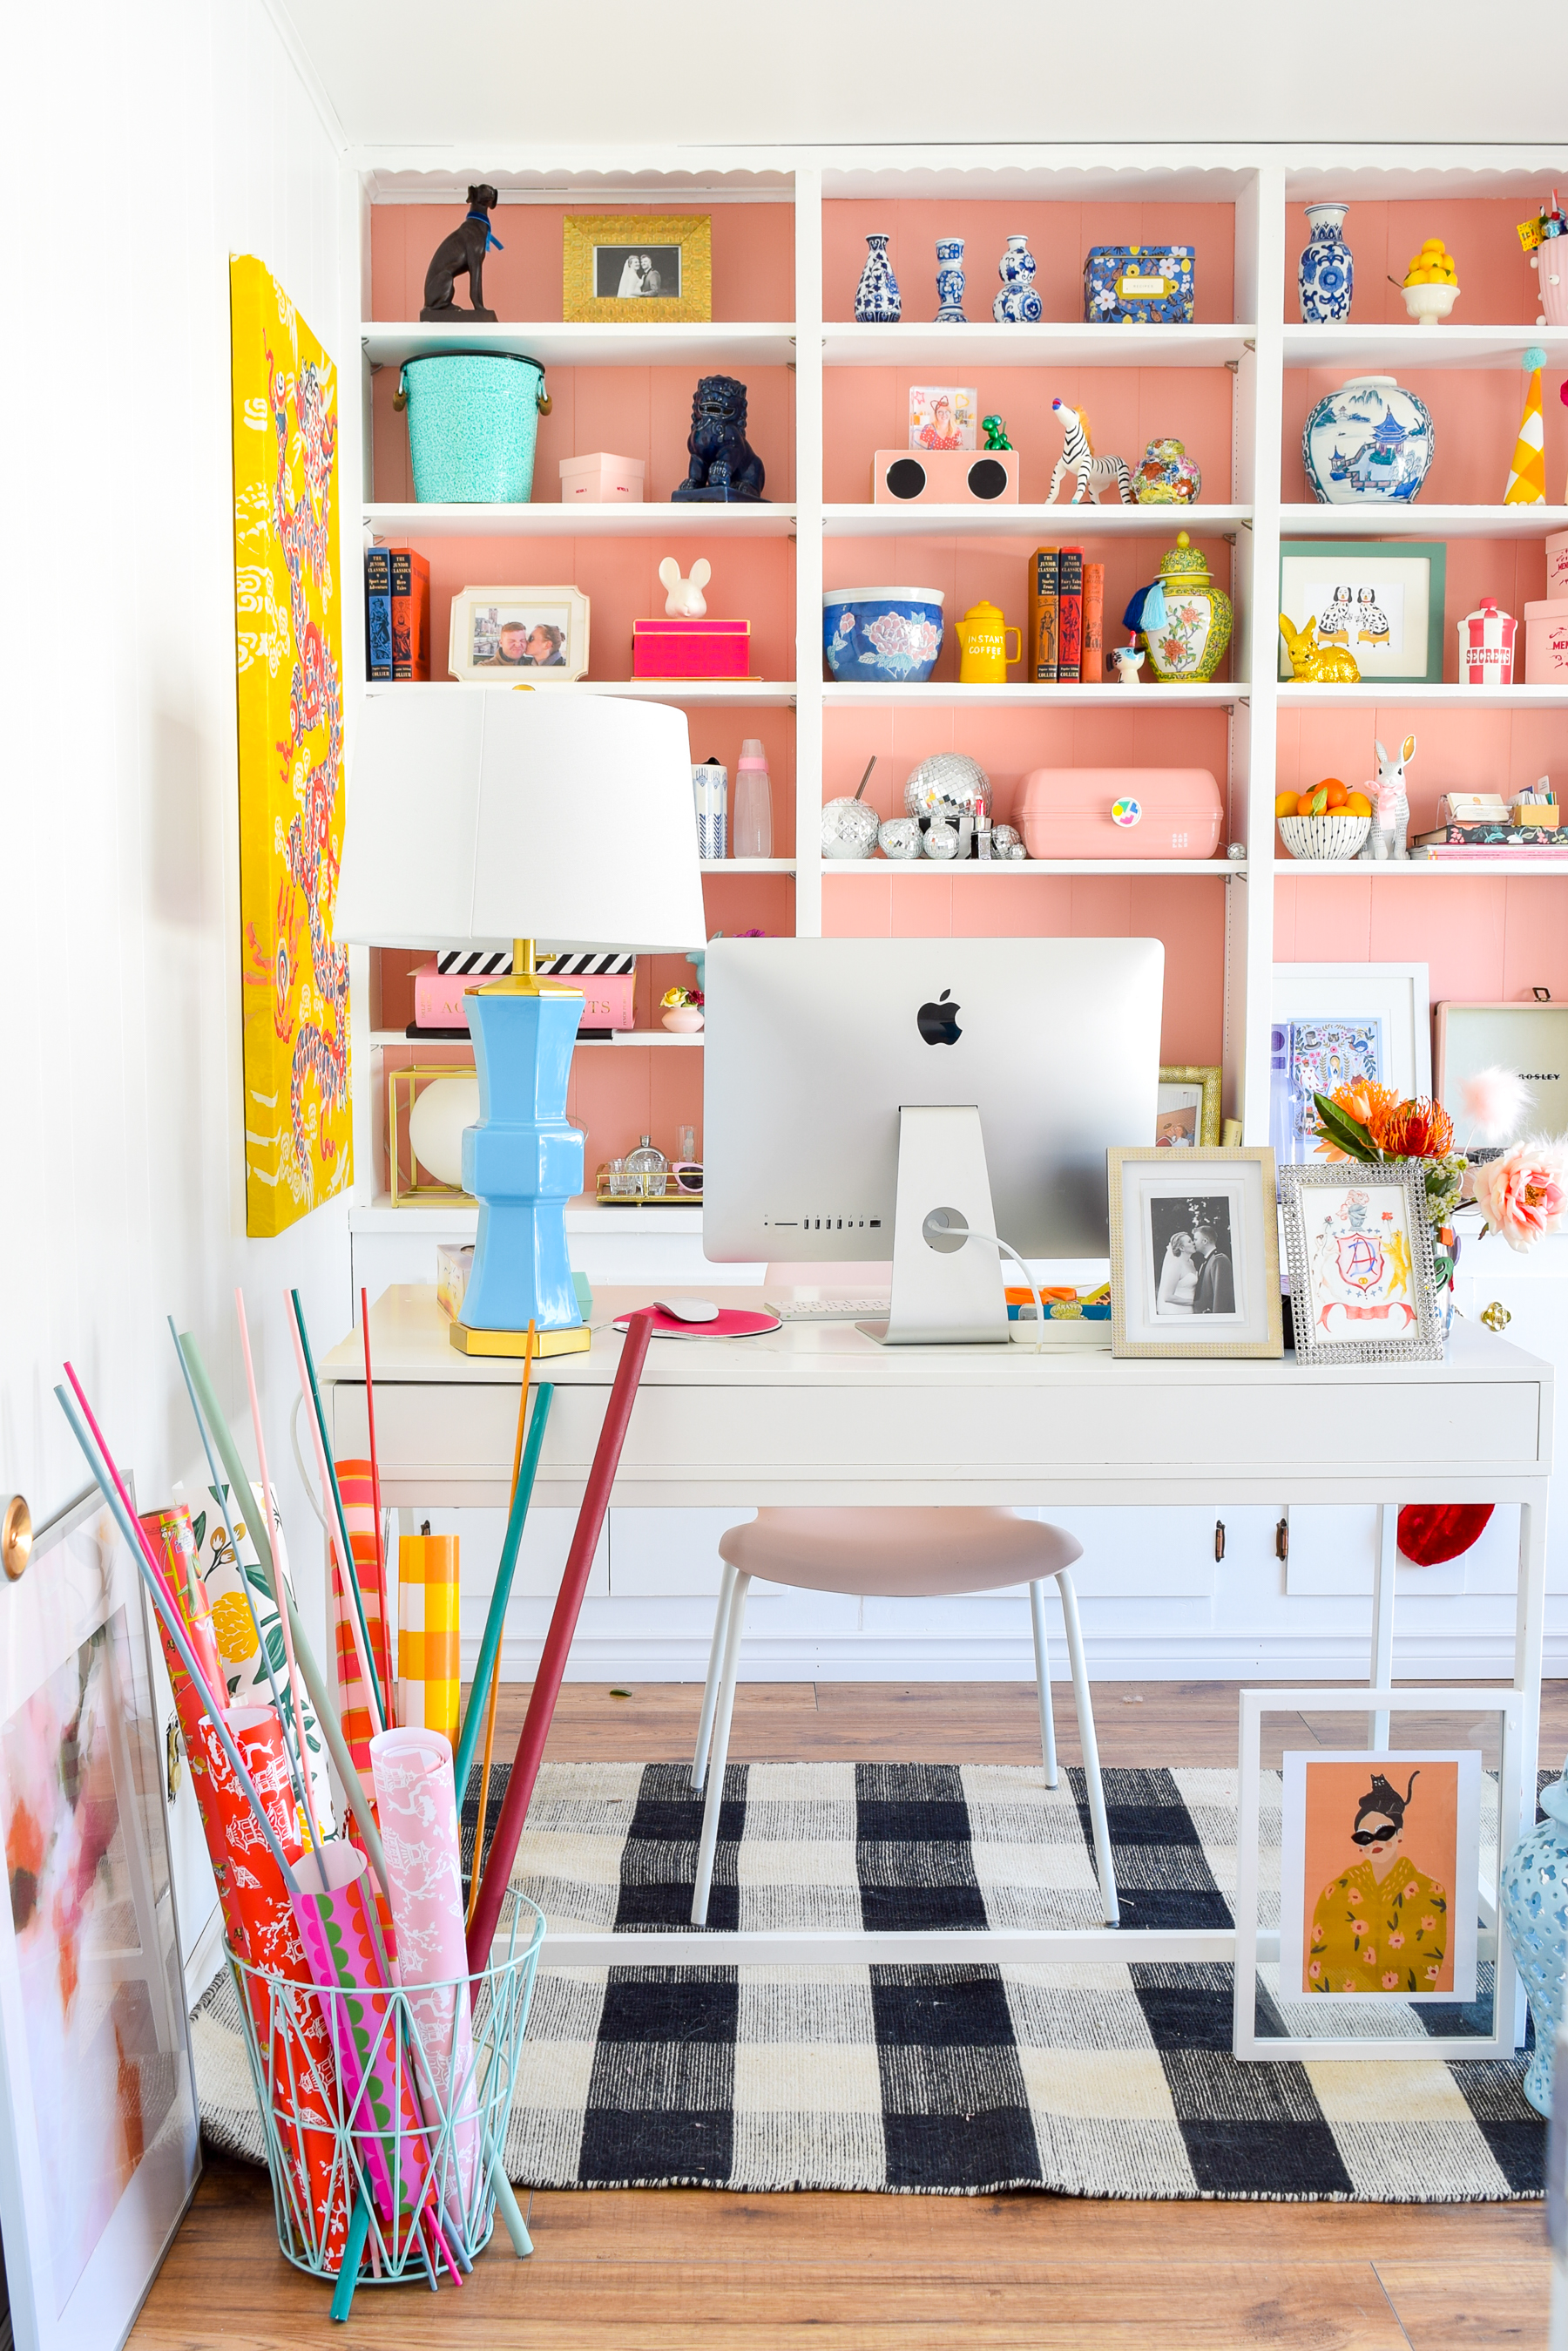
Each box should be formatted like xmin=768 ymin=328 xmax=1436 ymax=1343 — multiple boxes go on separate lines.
xmin=471 ymin=937 xmax=583 ymax=999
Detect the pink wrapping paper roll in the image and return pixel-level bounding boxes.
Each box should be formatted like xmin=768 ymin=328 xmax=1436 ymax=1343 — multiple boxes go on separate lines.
xmin=370 ymin=1728 xmax=479 ymax=2215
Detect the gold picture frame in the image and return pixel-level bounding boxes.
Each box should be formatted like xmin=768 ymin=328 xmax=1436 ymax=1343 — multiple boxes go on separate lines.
xmin=563 ymin=215 xmax=713 ymax=323
xmin=1108 ymin=1147 xmax=1284 ymax=1359
xmin=1157 ymin=1064 xmax=1223 ymax=1149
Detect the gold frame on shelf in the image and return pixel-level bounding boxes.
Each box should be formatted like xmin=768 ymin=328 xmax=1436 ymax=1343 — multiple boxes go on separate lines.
xmin=1108 ymin=1146 xmax=1284 ymax=1360
xmin=1158 ymin=1063 xmax=1223 ymax=1148
xmin=388 ymin=1067 xmax=476 ymax=1207
xmin=563 ymin=215 xmax=713 ymax=323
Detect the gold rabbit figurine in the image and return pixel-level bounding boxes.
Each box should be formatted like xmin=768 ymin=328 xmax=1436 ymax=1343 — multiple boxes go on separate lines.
xmin=1279 ymin=613 xmax=1362 ymax=684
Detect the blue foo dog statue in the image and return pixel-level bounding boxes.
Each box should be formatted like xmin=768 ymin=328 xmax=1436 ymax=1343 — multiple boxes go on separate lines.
xmin=672 ymin=375 xmax=767 ymax=502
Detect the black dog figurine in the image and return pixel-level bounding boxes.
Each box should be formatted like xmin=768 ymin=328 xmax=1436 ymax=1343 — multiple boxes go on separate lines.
xmin=421 ymin=185 xmax=504 ymax=322
xmin=671 ymin=375 xmax=767 ymax=502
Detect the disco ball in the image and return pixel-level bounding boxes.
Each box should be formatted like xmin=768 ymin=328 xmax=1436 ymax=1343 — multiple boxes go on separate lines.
xmin=903 ymin=753 xmax=990 ymax=821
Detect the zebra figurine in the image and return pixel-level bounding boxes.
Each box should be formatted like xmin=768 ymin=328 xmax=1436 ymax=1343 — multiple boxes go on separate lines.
xmin=1047 ymin=399 xmax=1134 ymax=505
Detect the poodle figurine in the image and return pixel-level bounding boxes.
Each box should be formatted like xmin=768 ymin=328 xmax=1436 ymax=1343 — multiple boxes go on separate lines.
xmin=659 ymin=558 xmax=711 ymax=617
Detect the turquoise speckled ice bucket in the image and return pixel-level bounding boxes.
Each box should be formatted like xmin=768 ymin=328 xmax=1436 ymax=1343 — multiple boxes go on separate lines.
xmin=394 ymin=352 xmax=550 ymax=504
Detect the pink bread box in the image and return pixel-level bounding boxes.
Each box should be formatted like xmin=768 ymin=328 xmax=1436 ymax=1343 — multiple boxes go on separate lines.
xmin=632 ymin=616 xmax=751 ymax=680
xmin=1017 ymin=767 xmax=1224 ymax=860
xmin=1524 ymin=598 xmax=1568 ymax=684
xmin=560 ymin=451 xmax=645 ymax=503
xmin=414 ymin=949 xmax=635 ymax=1031
xmin=1547 ymin=531 xmax=1568 ymax=602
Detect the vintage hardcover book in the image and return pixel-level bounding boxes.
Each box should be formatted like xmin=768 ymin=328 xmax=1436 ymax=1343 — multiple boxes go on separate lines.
xmin=1058 ymin=547 xmax=1084 ymax=681
xmin=1027 ymin=547 xmax=1060 ymax=683
xmin=389 ymin=546 xmax=431 ymax=681
xmin=1081 ymin=561 xmax=1105 ymax=683
xmin=365 ymin=544 xmax=393 ymax=681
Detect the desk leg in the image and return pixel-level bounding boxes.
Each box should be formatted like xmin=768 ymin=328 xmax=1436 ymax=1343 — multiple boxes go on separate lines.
xmin=1369 ymin=1505 xmax=1396 ymax=1749
xmin=1511 ymin=1500 xmax=1550 ymax=2050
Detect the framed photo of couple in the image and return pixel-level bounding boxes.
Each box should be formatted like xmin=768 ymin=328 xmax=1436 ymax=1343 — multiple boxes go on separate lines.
xmin=562 ymin=215 xmax=713 ymax=322
xmin=1108 ymin=1147 xmax=1284 ymax=1358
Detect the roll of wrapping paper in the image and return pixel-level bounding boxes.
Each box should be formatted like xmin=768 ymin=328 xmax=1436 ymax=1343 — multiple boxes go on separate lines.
xmin=289 ymin=1840 xmax=445 ymax=2273
xmin=398 ymin=1531 xmax=460 ymax=1751
xmin=195 ymin=1480 xmax=336 ymax=1839
xmin=370 ymin=1729 xmax=479 ymax=2219
xmin=139 ymin=1505 xmax=224 ymax=1700
xmin=331 ymin=1460 xmax=393 ymax=1805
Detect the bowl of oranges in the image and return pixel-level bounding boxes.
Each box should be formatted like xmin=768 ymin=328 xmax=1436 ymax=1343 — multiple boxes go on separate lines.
xmin=1276 ymin=779 xmax=1372 ymax=860
xmin=1401 ymin=238 xmax=1460 ymax=324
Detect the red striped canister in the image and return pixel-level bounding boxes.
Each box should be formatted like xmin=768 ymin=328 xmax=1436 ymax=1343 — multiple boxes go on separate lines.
xmin=1456 ymin=596 xmax=1517 ymax=686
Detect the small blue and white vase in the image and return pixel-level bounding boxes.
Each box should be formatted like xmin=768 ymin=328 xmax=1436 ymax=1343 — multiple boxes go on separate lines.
xmin=1298 ymin=201 xmax=1354 ymax=324
xmin=1500 ymin=1766 xmax=1568 ymax=2116
xmin=1302 ymin=374 xmax=1434 ymax=505
xmin=993 ymin=234 xmax=1043 ymax=324
xmin=934 ymin=237 xmax=967 ymax=324
xmin=855 ymin=233 xmax=901 ymax=324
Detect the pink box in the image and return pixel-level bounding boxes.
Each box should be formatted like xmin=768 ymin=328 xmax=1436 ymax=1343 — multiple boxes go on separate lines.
xmin=632 ymin=617 xmax=751 ymax=680
xmin=1017 ymin=767 xmax=1224 ymax=860
xmin=414 ymin=952 xmax=507 ymax=1029
xmin=1524 ymin=599 xmax=1568 ymax=684
xmin=413 ymin=952 xmax=635 ymax=1031
xmin=1547 ymin=532 xmax=1568 ymax=602
xmin=560 ymin=452 xmax=645 ymax=503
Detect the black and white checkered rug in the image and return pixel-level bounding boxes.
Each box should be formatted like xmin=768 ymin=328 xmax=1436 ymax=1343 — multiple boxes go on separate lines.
xmin=193 ymin=1760 xmax=1544 ymax=2200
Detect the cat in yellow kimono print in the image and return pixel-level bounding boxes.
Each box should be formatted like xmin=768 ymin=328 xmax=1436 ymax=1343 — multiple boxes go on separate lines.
xmin=1308 ymin=1770 xmax=1449 ymax=1994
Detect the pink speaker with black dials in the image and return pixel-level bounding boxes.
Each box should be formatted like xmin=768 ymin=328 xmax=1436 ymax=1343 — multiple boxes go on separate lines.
xmin=872 ymin=448 xmax=1020 ymax=505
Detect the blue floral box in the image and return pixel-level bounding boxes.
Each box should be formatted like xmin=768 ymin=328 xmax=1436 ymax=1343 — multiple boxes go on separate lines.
xmin=1084 ymin=246 xmax=1195 ymax=326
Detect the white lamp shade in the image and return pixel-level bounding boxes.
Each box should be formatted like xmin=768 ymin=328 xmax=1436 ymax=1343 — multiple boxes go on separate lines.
xmin=335 ymin=691 xmax=707 ymax=953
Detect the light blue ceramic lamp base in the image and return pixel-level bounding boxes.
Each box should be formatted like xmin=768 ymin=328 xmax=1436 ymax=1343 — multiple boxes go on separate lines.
xmin=459 ymin=987 xmax=585 ymax=1334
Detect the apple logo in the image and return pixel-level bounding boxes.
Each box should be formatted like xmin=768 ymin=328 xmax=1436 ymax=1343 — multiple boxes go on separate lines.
xmin=917 ymin=988 xmax=962 ymax=1046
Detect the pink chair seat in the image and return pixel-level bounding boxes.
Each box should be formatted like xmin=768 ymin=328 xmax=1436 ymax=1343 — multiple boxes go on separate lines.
xmin=717 ymin=1507 xmax=1083 ymax=1598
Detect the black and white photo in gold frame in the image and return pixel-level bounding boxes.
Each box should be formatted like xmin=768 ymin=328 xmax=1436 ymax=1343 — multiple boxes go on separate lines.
xmin=1108 ymin=1147 xmax=1283 ymax=1358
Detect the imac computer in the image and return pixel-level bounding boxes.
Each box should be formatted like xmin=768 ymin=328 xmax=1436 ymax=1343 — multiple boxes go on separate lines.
xmin=702 ymin=936 xmax=1165 ymax=1344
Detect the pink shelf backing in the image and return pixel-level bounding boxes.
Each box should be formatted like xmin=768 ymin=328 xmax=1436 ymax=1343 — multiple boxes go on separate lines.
xmin=1275 ymin=869 xmax=1568 ymax=1008
xmin=1278 ymin=197 xmax=1549 ymax=328
xmin=1276 ymin=700 xmax=1566 ymax=825
xmin=1281 ymin=367 xmax=1565 ymax=505
xmin=821 ymin=200 xmax=1235 ymax=326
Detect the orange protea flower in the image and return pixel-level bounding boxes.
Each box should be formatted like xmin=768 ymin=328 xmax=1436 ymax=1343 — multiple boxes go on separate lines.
xmin=1366 ymin=1094 xmax=1454 ymax=1159
xmin=1330 ymin=1079 xmax=1401 ymax=1130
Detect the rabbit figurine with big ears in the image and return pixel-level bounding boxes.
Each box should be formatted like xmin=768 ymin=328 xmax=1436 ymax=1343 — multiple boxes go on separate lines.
xmin=659 ymin=557 xmax=711 ymax=617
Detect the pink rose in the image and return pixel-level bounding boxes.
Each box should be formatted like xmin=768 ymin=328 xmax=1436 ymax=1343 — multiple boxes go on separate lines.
xmin=1388 ymin=1932 xmax=1405 ymax=1949
xmin=1382 ymin=1971 xmax=1401 ymax=1989
xmin=1472 ymin=1141 xmax=1568 ymax=1253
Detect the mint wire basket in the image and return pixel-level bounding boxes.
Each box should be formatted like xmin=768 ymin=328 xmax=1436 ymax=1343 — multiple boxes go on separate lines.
xmin=228 ymin=1887 xmax=543 ymax=2289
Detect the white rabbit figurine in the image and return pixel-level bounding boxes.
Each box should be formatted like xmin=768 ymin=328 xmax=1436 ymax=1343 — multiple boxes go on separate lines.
xmin=1361 ymin=733 xmax=1415 ymax=861
xmin=659 ymin=556 xmax=711 ymax=617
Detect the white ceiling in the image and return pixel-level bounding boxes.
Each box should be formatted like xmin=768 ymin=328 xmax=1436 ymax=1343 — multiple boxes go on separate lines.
xmin=279 ymin=0 xmax=1568 ymax=155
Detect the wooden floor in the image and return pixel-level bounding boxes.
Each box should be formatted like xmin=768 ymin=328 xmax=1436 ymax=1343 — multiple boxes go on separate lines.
xmin=132 ymin=1679 xmax=1567 ymax=2351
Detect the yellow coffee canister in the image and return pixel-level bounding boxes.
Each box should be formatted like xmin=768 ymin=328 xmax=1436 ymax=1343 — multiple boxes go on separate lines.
xmin=1139 ymin=532 xmax=1233 ymax=683
xmin=956 ymin=600 xmax=1023 ymax=685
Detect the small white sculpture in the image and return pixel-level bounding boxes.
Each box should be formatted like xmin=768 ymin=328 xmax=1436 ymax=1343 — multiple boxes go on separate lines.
xmin=1047 ymin=399 xmax=1134 ymax=505
xmin=1112 ymin=645 xmax=1145 ymax=687
xmin=659 ymin=556 xmax=711 ymax=617
xmin=1361 ymin=733 xmax=1415 ymax=861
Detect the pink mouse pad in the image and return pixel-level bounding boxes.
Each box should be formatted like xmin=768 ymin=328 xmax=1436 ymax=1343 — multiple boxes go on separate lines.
xmin=612 ymin=1306 xmax=782 ymax=1340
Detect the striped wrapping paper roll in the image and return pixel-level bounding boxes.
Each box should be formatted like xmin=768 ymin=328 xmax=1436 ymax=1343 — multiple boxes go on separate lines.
xmin=333 ymin=1461 xmax=395 ymax=1794
xmin=398 ymin=1531 xmax=460 ymax=1750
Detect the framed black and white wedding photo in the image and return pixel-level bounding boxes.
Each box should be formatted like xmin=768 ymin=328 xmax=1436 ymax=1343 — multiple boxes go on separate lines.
xmin=1108 ymin=1147 xmax=1284 ymax=1359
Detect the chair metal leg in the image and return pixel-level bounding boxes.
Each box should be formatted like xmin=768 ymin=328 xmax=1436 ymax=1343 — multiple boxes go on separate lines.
xmin=692 ymin=1571 xmax=751 ymax=1927
xmin=1028 ymin=1579 xmax=1058 ymax=1789
xmin=693 ymin=1562 xmax=738 ymax=1789
xmin=1057 ymin=1568 xmax=1119 ymax=1927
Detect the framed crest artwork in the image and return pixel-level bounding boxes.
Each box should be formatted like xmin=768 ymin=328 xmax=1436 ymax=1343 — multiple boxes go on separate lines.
xmin=1279 ymin=1159 xmax=1443 ymax=1365
xmin=562 ymin=215 xmax=713 ymax=323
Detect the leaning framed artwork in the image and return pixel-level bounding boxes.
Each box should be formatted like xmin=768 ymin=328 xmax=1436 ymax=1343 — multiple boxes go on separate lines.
xmin=447 ymin=585 xmax=590 ymax=684
xmin=1108 ymin=1147 xmax=1284 ymax=1358
xmin=229 ymin=254 xmax=352 ymax=1236
xmin=0 ymin=1487 xmax=200 ymax=2351
xmin=1233 ymin=1686 xmax=1519 ymax=2063
xmin=1280 ymin=1159 xmax=1443 ymax=1364
xmin=562 ymin=215 xmax=713 ymax=322
xmin=1270 ymin=963 xmax=1431 ymax=1169
xmin=1278 ymin=539 xmax=1446 ymax=683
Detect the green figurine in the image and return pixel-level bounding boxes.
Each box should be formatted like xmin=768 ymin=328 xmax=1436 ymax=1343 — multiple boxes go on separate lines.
xmin=981 ymin=414 xmax=1012 ymax=451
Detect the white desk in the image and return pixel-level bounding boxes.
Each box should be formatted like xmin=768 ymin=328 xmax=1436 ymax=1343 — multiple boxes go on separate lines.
xmin=323 ymin=1286 xmax=1552 ymax=1976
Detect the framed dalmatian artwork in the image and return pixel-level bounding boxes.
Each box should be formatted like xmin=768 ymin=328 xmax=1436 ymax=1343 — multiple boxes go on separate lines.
xmin=1278 ymin=541 xmax=1446 ymax=683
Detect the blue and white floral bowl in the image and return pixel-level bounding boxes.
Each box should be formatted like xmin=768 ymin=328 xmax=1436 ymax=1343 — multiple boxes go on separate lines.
xmin=823 ymin=587 xmax=945 ymax=684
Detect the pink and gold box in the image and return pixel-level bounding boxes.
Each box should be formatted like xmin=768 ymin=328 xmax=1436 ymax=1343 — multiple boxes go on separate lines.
xmin=632 ymin=616 xmax=751 ymax=680
xmin=413 ymin=951 xmax=635 ymax=1031
xmin=560 ymin=451 xmax=645 ymax=503
xmin=1524 ymin=598 xmax=1568 ymax=684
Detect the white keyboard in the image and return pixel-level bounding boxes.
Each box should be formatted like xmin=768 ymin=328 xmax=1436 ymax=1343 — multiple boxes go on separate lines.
xmin=767 ymin=1295 xmax=893 ymax=1322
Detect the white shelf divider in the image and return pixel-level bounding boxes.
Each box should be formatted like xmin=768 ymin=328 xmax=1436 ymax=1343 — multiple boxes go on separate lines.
xmin=362 ymin=321 xmax=797 ymax=369
xmin=823 ymin=503 xmax=1254 ymax=540
xmin=365 ymin=500 xmax=797 ymax=539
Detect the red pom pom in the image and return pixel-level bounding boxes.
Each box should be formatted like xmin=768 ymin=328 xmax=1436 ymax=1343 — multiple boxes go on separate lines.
xmin=1396 ymin=1503 xmax=1496 ymax=1567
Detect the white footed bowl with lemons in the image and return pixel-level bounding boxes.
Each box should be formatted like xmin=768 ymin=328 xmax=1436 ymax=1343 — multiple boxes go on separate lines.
xmin=1402 ymin=237 xmax=1459 ymax=324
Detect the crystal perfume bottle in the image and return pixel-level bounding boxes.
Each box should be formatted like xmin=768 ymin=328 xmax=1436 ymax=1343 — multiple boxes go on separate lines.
xmin=625 ymin=1134 xmax=668 ymax=1198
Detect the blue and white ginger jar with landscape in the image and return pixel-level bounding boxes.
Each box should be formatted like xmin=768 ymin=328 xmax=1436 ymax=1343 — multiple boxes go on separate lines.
xmin=1298 ymin=202 xmax=1354 ymax=324
xmin=855 ymin=234 xmax=901 ymax=324
xmin=993 ymin=234 xmax=1043 ymax=324
xmin=1302 ymin=374 xmax=1434 ymax=505
xmin=1500 ymin=1766 xmax=1568 ymax=2117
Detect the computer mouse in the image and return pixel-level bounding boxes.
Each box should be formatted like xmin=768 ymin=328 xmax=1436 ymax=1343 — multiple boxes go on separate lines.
xmin=654 ymin=1297 xmax=720 ymax=1323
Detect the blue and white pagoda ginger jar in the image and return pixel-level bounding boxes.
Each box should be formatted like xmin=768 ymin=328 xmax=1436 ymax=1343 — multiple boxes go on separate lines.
xmin=1298 ymin=202 xmax=1354 ymax=323
xmin=1302 ymin=374 xmax=1434 ymax=505
xmin=855 ymin=234 xmax=901 ymax=324
xmin=1501 ymin=1765 xmax=1568 ymax=2116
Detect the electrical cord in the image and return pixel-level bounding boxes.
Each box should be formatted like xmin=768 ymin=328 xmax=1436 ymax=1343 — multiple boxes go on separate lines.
xmin=922 ymin=1211 xmax=1045 ymax=1351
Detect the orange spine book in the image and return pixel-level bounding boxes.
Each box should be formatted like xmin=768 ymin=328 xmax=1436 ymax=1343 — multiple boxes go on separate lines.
xmin=1058 ymin=547 xmax=1084 ymax=681
xmin=1027 ymin=547 xmax=1059 ymax=683
xmin=389 ymin=546 xmax=430 ymax=681
xmin=1081 ymin=562 xmax=1105 ymax=684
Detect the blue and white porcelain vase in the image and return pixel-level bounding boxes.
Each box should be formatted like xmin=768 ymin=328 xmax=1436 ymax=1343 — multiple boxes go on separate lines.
xmin=1500 ymin=1766 xmax=1568 ymax=2116
xmin=855 ymin=233 xmax=901 ymax=324
xmin=934 ymin=237 xmax=967 ymax=324
xmin=1302 ymin=374 xmax=1434 ymax=505
xmin=993 ymin=234 xmax=1043 ymax=324
xmin=1298 ymin=201 xmax=1354 ymax=324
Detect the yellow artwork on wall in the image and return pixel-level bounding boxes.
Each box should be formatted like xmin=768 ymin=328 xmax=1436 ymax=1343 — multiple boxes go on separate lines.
xmin=229 ymin=254 xmax=351 ymax=1236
